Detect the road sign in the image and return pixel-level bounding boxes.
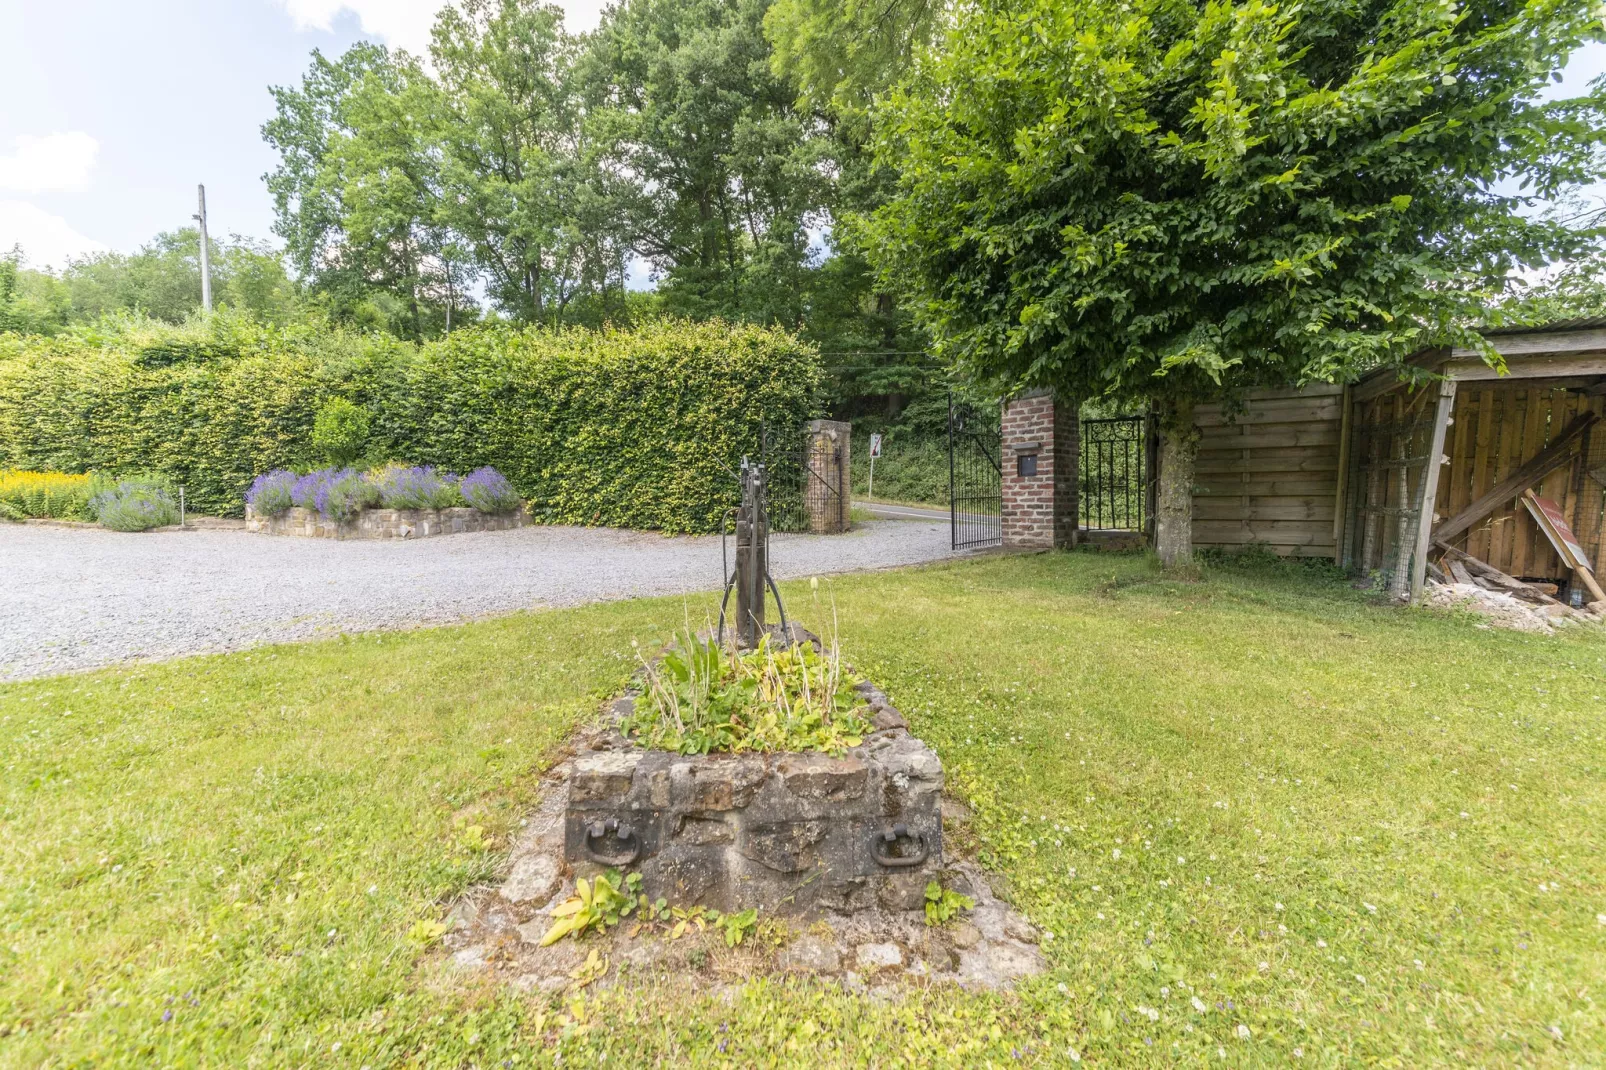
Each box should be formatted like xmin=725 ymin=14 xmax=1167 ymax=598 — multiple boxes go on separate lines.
xmin=869 ymin=433 xmax=882 ymax=458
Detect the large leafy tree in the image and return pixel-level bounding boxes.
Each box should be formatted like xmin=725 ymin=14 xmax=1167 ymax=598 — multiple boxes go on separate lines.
xmin=866 ymin=0 xmax=1606 ymax=562
xmin=264 ymin=44 xmax=458 ymax=338
xmin=432 ymin=0 xmax=634 ymax=322
xmin=581 ymin=0 xmax=828 ymax=323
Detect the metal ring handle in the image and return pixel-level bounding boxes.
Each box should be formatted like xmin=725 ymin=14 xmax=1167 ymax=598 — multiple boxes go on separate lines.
xmin=871 ymin=823 xmax=928 ymax=868
xmin=584 ymin=817 xmax=641 ymax=865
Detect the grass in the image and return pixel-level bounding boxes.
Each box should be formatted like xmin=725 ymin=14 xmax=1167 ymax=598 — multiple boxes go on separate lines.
xmin=3 ymin=552 xmax=1604 ymax=1066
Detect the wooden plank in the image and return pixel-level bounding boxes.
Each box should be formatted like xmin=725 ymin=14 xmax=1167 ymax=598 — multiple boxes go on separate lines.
xmin=1333 ymin=384 xmax=1353 ymax=563
xmin=1194 ymin=500 xmax=1337 ymax=522
xmin=1445 ymin=389 xmax=1475 ymax=524
xmin=1195 ymin=518 xmax=1335 ymax=538
xmin=1444 ymin=353 xmax=1606 ymax=381
xmin=1195 ymin=457 xmax=1340 ymax=476
xmin=1451 ymin=332 xmax=1606 ymax=358
xmin=1490 ymin=388 xmax=1526 ymax=569
xmin=1410 ymin=381 xmax=1457 ymax=603
xmin=1431 ymin=409 xmax=1599 ymax=545
xmin=1197 ymin=443 xmax=1339 ymax=463
xmin=1511 ymin=388 xmax=1547 ymax=574
xmin=1353 ymin=349 xmax=1451 ymax=403
xmin=1447 ymin=559 xmax=1475 ymax=584
xmin=1195 ymin=400 xmax=1343 ymax=424
xmin=1195 ymin=478 xmax=1339 ymax=497
xmin=1468 ymin=387 xmax=1496 ymax=561
xmin=1195 ymin=427 xmax=1342 ymax=450
xmin=1577 ymin=408 xmax=1606 ymax=570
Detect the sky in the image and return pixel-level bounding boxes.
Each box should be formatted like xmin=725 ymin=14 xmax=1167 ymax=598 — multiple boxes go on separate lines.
xmin=0 ymin=0 xmax=608 ymax=268
xmin=1 ymin=1 xmax=1604 ymax=271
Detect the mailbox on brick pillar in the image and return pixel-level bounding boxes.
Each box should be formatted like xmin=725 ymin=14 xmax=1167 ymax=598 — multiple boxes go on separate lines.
xmin=1000 ymin=390 xmax=1079 ymax=549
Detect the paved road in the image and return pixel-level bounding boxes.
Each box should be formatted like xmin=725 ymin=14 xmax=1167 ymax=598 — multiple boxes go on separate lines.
xmin=0 ymin=520 xmax=960 ymax=682
xmin=861 ymin=500 xmax=949 ymax=521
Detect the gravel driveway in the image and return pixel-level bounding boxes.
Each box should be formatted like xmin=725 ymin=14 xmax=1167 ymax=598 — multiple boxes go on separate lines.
xmin=0 ymin=520 xmax=959 ymax=681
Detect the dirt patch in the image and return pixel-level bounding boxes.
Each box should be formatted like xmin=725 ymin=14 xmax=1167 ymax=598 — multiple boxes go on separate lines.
xmin=1424 ymin=580 xmax=1603 ymax=634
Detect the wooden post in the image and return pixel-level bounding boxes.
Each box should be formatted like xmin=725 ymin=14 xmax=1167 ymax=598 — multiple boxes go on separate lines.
xmin=1409 ymin=380 xmax=1458 ymax=603
xmin=734 ymin=463 xmax=767 ymax=648
xmin=1332 ymin=384 xmax=1353 ymax=565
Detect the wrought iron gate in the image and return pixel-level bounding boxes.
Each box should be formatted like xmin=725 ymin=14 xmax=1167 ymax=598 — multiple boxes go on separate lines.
xmin=763 ymin=423 xmax=845 ymax=534
xmin=948 ymin=395 xmax=1002 ymax=549
xmin=1079 ymin=416 xmax=1150 ymax=532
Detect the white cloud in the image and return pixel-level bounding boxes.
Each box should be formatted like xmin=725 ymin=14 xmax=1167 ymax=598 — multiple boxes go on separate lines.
xmin=276 ymin=0 xmax=443 ymax=54
xmin=0 ymin=200 xmax=108 ymax=268
xmin=276 ymin=0 xmax=612 ymax=51
xmin=0 ymin=132 xmax=100 ymax=195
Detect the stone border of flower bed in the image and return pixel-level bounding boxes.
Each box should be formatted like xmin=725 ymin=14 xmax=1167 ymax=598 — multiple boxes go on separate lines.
xmin=245 ymin=504 xmax=527 ymax=540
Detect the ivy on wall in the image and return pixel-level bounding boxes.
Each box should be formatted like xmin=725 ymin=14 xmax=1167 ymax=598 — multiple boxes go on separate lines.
xmin=0 ymin=318 xmax=821 ymax=531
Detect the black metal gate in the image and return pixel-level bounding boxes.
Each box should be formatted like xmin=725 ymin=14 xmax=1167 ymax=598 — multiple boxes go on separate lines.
xmin=1079 ymin=416 xmax=1150 ymax=532
xmin=948 ymin=395 xmax=1002 ymax=549
xmin=763 ymin=423 xmax=845 ymax=534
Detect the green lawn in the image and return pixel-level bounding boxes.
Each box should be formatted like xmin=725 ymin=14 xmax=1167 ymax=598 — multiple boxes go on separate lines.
xmin=3 ymin=552 xmax=1604 ymax=1066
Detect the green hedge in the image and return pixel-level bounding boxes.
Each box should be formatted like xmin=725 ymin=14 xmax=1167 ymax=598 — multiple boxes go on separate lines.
xmin=0 ymin=317 xmax=821 ymax=531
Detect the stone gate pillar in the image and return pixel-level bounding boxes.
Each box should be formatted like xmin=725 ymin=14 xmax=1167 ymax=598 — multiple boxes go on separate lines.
xmin=805 ymin=419 xmax=851 ymax=534
xmin=1000 ymin=390 xmax=1078 ymax=549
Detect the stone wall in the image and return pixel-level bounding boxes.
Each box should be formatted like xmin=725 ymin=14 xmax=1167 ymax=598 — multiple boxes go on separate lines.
xmin=566 ymin=683 xmax=942 ymax=918
xmin=245 ymin=505 xmax=526 ymax=540
xmin=1001 ymin=390 xmax=1079 ymax=548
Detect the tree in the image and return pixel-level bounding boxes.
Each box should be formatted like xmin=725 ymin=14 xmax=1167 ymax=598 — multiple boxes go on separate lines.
xmin=432 ymin=0 xmax=627 ymax=323
xmin=581 ymin=0 xmax=829 ymax=324
xmin=866 ymin=0 xmax=1606 ymax=563
xmin=1 ymin=232 xmax=300 ymax=332
xmin=265 ymin=44 xmax=463 ymax=338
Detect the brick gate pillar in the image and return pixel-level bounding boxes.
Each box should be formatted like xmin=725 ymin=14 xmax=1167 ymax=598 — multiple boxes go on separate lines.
xmin=1000 ymin=390 xmax=1078 ymax=549
xmin=805 ymin=419 xmax=851 ymax=534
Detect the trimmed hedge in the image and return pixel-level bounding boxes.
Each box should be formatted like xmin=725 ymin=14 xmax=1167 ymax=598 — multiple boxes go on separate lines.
xmin=0 ymin=318 xmax=821 ymax=531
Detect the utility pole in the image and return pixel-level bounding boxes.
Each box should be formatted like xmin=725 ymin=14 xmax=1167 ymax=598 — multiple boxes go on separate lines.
xmin=193 ymin=184 xmax=212 ymax=313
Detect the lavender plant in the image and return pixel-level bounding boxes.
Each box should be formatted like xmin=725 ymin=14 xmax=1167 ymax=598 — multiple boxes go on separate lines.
xmin=320 ymin=468 xmax=380 ymax=521
xmin=289 ymin=468 xmax=332 ymax=512
xmin=288 ymin=467 xmax=379 ymax=521
xmin=90 ymin=479 xmax=180 ymax=532
xmin=373 ymin=465 xmax=463 ymax=510
xmin=245 ymin=469 xmax=297 ymax=517
xmin=459 ymin=467 xmax=521 ymax=514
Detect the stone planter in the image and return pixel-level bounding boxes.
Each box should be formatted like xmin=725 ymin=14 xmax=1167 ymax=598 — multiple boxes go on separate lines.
xmin=245 ymin=505 xmax=526 ymax=540
xmin=566 ymin=680 xmax=943 ymax=918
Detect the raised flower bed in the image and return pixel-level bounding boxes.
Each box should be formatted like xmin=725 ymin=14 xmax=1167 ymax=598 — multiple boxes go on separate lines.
xmin=566 ymin=626 xmax=943 ymax=917
xmin=244 ymin=465 xmax=526 ymax=540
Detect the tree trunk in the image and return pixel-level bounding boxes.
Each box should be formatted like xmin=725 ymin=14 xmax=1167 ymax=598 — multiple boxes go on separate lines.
xmin=1155 ymin=397 xmax=1200 ymax=567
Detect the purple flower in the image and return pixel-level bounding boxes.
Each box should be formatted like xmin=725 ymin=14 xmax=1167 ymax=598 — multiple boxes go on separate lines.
xmin=289 ymin=467 xmax=378 ymax=521
xmin=246 ymin=469 xmax=297 ymax=516
xmin=161 ymin=1009 xmax=173 ymax=1023
xmin=458 ymin=466 xmax=522 ymax=515
xmin=373 ymin=465 xmax=462 ymax=510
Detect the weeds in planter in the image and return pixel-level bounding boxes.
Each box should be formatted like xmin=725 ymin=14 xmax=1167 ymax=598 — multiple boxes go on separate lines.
xmin=622 ymin=624 xmax=871 ymax=755
xmin=924 ymin=881 xmax=975 ymax=926
xmin=540 ymin=870 xmax=642 ymax=946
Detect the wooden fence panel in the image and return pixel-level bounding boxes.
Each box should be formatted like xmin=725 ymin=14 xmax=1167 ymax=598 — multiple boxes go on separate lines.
xmin=1191 ymin=385 xmax=1344 ymax=558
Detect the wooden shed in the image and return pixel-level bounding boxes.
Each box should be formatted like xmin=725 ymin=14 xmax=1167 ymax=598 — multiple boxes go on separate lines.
xmin=1191 ymin=319 xmax=1606 ymax=601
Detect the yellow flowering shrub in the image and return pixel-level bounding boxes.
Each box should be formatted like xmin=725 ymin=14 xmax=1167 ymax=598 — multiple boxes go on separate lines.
xmin=0 ymin=469 xmax=93 ymax=521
